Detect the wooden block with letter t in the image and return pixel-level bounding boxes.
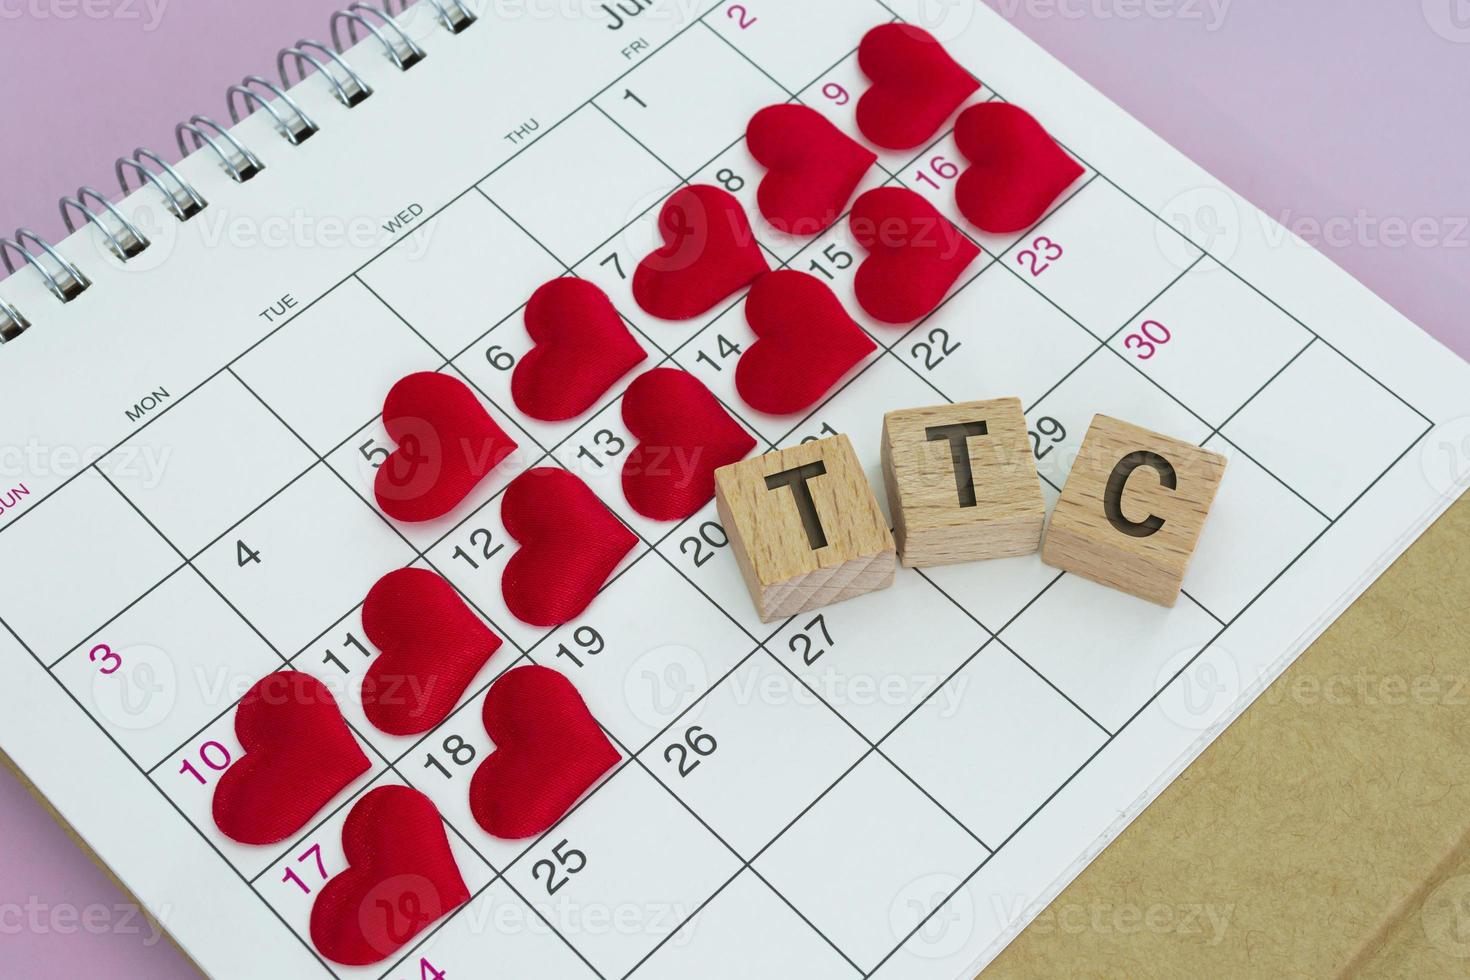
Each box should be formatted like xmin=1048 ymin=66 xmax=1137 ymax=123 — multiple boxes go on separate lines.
xmin=1042 ymin=415 xmax=1227 ymax=606
xmin=714 ymin=434 xmax=897 ymax=623
xmin=880 ymin=397 xmax=1046 ymax=567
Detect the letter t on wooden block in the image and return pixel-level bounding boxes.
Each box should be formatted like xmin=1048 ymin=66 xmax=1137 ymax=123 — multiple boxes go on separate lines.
xmin=881 ymin=398 xmax=1046 ymax=567
xmin=714 ymin=434 xmax=897 ymax=623
xmin=1042 ymin=415 xmax=1227 ymax=607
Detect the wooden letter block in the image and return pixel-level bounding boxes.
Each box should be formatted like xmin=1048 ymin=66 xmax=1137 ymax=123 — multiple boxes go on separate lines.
xmin=714 ymin=434 xmax=896 ymax=622
xmin=1042 ymin=414 xmax=1227 ymax=606
xmin=880 ymin=397 xmax=1046 ymax=567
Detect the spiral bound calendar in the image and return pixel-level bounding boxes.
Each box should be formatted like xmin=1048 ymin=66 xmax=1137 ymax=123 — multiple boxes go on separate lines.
xmin=0 ymin=1 xmax=1467 ymax=977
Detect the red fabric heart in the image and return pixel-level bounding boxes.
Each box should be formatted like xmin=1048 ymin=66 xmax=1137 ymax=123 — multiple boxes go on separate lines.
xmin=212 ymin=672 xmax=370 ymax=846
xmin=746 ymin=104 xmax=877 ymax=238
xmin=501 ymin=468 xmax=638 ymax=627
xmin=361 ymin=567 xmax=504 ymax=736
xmin=735 ymin=270 xmax=877 ymax=416
xmin=513 ymin=278 xmax=648 ymax=422
xmin=857 ymin=24 xmax=980 ymax=150
xmin=632 ymin=185 xmax=771 ymax=321
xmin=469 ymin=665 xmax=619 ymax=840
xmin=374 ymin=372 xmax=519 ymax=524
xmin=851 ymin=187 xmax=982 ymax=324
xmin=955 ymin=102 xmax=1084 ymax=234
xmin=621 ymin=368 xmax=757 ymax=521
xmin=309 ymin=786 xmax=469 ymax=966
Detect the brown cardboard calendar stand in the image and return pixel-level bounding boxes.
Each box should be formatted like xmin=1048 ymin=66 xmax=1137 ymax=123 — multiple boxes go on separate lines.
xmin=985 ymin=494 xmax=1470 ymax=978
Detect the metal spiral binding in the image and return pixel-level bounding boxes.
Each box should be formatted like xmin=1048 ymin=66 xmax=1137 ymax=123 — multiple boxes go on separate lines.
xmin=0 ymin=230 xmax=91 ymax=303
xmin=227 ymin=76 xmax=320 ymax=145
xmin=384 ymin=0 xmax=477 ymax=34
xmin=116 ymin=148 xmax=208 ymax=222
xmin=59 ymin=187 xmax=151 ymax=261
xmin=2 ymin=0 xmax=474 ymax=345
xmin=331 ymin=3 xmax=428 ymax=70
xmin=278 ymin=40 xmax=374 ymax=107
xmin=176 ymin=116 xmax=267 ymax=183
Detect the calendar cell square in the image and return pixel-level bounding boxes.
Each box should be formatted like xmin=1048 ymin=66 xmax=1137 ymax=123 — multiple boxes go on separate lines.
xmin=507 ymin=764 xmax=739 ymax=979
xmin=360 ymin=192 xmax=563 ymax=357
xmin=755 ymin=754 xmax=987 ymax=971
xmin=884 ymin=645 xmax=1106 ymax=847
xmin=453 ymin=308 xmax=653 ymax=452
xmin=1222 ymin=342 xmax=1428 ymax=518
xmin=258 ymin=771 xmax=495 ymax=980
xmin=594 ymin=26 xmax=785 ymax=176
xmin=481 ymin=107 xmax=679 ymax=266
xmin=1110 ymin=259 xmax=1314 ymax=427
xmin=572 ymin=193 xmax=745 ymax=355
xmin=891 ymin=263 xmax=1096 ymax=411
xmin=1013 ymin=178 xmax=1200 ymax=338
xmin=1001 ymin=574 xmax=1221 ymax=732
xmin=778 ymin=355 xmax=954 ymax=522
xmin=234 ymin=279 xmax=441 ymax=455
xmin=194 ymin=465 xmax=416 ymax=656
xmin=152 ymin=706 xmax=386 ymax=881
xmin=406 ymin=879 xmax=602 ymax=980
xmin=425 ymin=492 xmax=551 ymax=654
xmin=56 ymin=570 xmax=281 ymax=770
xmin=921 ymin=479 xmax=1063 ymax=632
xmin=645 ymin=652 xmax=867 ymax=858
xmin=706 ymin=0 xmax=881 ymax=93
xmin=767 ymin=568 xmax=988 ymax=742
xmin=1187 ymin=437 xmax=1329 ymax=621
xmin=654 ymin=498 xmax=777 ymax=640
xmin=638 ymin=869 xmax=860 ymax=980
xmin=0 ymin=469 xmax=179 ymax=659
xmin=98 ymin=373 xmax=314 ymax=557
xmin=395 ymin=660 xmax=586 ymax=874
xmin=324 ymin=372 xmax=542 ymax=554
xmin=1025 ymin=348 xmax=1212 ymax=491
xmin=537 ymin=554 xmax=753 ymax=752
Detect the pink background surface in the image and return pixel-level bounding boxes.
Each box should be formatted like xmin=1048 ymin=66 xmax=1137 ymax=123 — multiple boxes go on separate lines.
xmin=0 ymin=2 xmax=1466 ymax=976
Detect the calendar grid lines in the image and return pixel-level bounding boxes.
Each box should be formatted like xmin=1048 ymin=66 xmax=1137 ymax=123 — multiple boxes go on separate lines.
xmin=91 ymin=463 xmax=293 ymax=667
xmin=44 ymin=560 xmax=190 ymax=669
xmin=866 ymin=415 xmax=1439 ymax=972
xmin=0 ymin=7 xmax=1454 ymax=978
xmin=0 ymin=615 xmax=344 ymax=978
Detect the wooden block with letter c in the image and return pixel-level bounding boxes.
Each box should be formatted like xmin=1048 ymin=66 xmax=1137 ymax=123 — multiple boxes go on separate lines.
xmin=714 ymin=434 xmax=897 ymax=622
xmin=1042 ymin=415 xmax=1227 ymax=606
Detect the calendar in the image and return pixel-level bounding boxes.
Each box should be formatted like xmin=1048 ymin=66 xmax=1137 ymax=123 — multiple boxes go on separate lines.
xmin=0 ymin=1 xmax=1467 ymax=977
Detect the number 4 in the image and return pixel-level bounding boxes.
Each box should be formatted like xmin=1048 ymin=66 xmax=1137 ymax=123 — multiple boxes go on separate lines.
xmin=236 ymin=540 xmax=261 ymax=567
xmin=419 ymin=959 xmax=446 ymax=980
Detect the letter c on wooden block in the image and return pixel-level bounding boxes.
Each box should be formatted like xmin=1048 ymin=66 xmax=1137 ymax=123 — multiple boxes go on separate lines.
xmin=714 ymin=434 xmax=896 ymax=623
xmin=1041 ymin=415 xmax=1226 ymax=606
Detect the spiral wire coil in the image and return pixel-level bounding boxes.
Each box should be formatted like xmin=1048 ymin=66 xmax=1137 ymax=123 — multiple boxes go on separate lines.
xmin=0 ymin=1 xmax=475 ymax=345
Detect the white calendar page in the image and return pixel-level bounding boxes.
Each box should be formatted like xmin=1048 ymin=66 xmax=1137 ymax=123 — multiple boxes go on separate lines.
xmin=0 ymin=1 xmax=1467 ymax=977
